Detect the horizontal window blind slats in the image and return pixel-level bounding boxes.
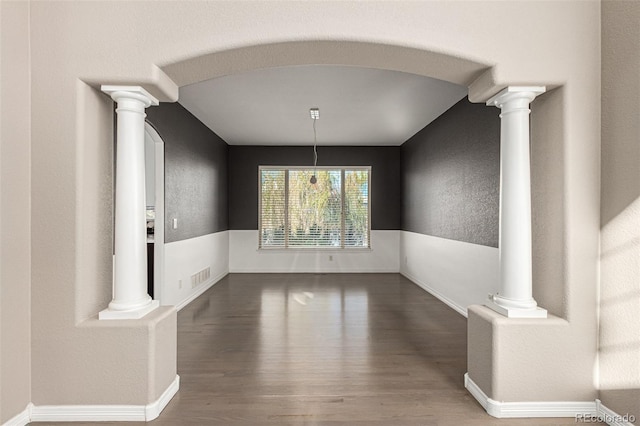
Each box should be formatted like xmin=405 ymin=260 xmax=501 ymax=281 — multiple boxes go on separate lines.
xmin=288 ymin=170 xmax=341 ymax=248
xmin=344 ymin=170 xmax=370 ymax=247
xmin=260 ymin=170 xmax=286 ymax=248
xmin=259 ymin=167 xmax=370 ymax=249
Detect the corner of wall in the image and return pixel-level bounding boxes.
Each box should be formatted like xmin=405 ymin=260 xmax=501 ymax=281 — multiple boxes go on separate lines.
xmin=598 ymin=3 xmax=640 ymax=422
xmin=467 ymin=66 xmax=499 ymax=103
xmin=467 ymin=305 xmax=596 ymax=404
xmin=0 ymin=0 xmax=32 ymax=422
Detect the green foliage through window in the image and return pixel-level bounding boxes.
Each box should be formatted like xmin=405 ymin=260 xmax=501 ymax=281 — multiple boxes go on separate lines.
xmin=259 ymin=167 xmax=370 ymax=249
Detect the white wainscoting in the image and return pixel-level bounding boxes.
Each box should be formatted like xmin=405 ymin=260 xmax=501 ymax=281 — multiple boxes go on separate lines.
xmin=229 ymin=230 xmax=400 ymax=273
xmin=162 ymin=231 xmax=229 ymax=309
xmin=400 ymin=231 xmax=498 ymax=317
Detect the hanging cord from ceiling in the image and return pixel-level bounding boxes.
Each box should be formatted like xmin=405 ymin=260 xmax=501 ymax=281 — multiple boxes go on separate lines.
xmin=310 ymin=108 xmax=319 ymax=184
xmin=313 ymin=119 xmax=318 ymax=168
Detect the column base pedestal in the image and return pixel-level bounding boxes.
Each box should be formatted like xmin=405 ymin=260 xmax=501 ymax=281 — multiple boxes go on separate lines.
xmin=99 ymin=300 xmax=159 ymax=320
xmin=486 ymin=301 xmax=547 ymax=318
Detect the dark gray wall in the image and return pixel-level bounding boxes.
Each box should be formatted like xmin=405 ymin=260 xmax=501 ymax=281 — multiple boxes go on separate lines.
xmin=146 ymin=102 xmax=228 ymax=243
xmin=401 ymin=97 xmax=500 ymax=247
xmin=228 ymin=146 xmax=401 ymax=230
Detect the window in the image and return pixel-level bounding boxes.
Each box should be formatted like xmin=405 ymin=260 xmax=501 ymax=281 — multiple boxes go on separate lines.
xmin=259 ymin=166 xmax=370 ymax=249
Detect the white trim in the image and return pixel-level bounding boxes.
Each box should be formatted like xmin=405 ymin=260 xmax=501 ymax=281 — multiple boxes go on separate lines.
xmin=175 ymin=271 xmax=227 ymax=311
xmin=2 ymin=403 xmax=32 ymax=426
xmin=596 ymin=399 xmax=636 ymax=426
xmin=401 ymin=270 xmax=467 ymax=317
xmin=464 ymin=372 xmax=491 ymax=412
xmin=99 ymin=300 xmax=159 ymax=320
xmin=28 ymin=375 xmax=179 ymax=423
xmin=144 ymin=123 xmax=165 ymax=303
xmin=31 ymin=405 xmax=145 ymax=422
xmin=464 ymin=373 xmax=597 ymax=418
xmin=145 ymin=375 xmax=180 ymax=421
xmin=486 ymin=300 xmax=548 ymax=318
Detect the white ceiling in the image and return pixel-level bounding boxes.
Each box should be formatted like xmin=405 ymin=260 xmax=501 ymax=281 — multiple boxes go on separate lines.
xmin=178 ymin=65 xmax=467 ymax=146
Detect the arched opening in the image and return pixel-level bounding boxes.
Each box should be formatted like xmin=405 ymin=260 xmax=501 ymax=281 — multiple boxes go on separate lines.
xmin=157 ymin=40 xmax=495 ymax=102
xmin=137 ymin=40 xmax=508 ymax=315
xmin=144 ymin=122 xmax=166 ymax=303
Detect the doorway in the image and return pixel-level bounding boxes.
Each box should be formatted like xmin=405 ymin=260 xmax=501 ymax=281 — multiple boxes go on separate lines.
xmin=144 ymin=122 xmax=165 ymax=303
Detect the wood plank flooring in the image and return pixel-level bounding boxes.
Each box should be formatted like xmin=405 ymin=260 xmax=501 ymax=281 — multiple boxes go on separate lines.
xmin=36 ymin=273 xmax=598 ymax=425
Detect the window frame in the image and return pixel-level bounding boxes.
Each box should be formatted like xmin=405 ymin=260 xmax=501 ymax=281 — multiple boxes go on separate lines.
xmin=258 ymin=165 xmax=371 ymax=250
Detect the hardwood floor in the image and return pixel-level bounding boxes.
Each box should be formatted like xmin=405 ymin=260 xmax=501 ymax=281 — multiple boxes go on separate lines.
xmin=36 ymin=273 xmax=599 ymax=425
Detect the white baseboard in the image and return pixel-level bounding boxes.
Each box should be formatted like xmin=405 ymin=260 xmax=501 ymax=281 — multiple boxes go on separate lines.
xmin=464 ymin=373 xmax=597 ymax=418
xmin=31 ymin=404 xmax=146 ymax=422
xmin=2 ymin=403 xmax=32 ymax=426
xmin=596 ymin=399 xmax=636 ymax=426
xmin=145 ymin=374 xmax=180 ymax=420
xmin=401 ymin=271 xmax=467 ymax=317
xmin=175 ymin=271 xmax=227 ymax=311
xmin=28 ymin=375 xmax=179 ymax=423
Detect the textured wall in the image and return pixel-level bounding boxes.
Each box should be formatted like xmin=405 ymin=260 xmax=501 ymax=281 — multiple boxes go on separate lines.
xmin=228 ymin=146 xmax=401 ymax=230
xmin=0 ymin=1 xmax=32 ymax=422
xmin=599 ymin=1 xmax=640 ymax=420
xmin=401 ymin=97 xmax=500 ymax=247
xmin=146 ymin=102 xmax=229 ymax=243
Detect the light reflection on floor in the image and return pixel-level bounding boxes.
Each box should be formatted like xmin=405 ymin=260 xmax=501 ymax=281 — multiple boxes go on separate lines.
xmin=258 ymin=282 xmax=370 ymax=395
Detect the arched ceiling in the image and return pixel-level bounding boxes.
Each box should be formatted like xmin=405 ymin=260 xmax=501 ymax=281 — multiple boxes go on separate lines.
xmin=178 ymin=65 xmax=468 ymax=146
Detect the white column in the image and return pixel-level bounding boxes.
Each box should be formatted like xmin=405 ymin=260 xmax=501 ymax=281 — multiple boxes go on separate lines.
xmin=100 ymin=85 xmax=160 ymax=320
xmin=486 ymin=86 xmax=547 ymax=319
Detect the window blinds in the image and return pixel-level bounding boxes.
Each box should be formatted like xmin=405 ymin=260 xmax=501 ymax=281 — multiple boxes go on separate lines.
xmin=259 ymin=167 xmax=370 ymax=249
xmin=259 ymin=169 xmax=286 ymax=247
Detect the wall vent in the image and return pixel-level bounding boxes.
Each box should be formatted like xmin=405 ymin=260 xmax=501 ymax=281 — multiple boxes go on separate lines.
xmin=191 ymin=267 xmax=211 ymax=288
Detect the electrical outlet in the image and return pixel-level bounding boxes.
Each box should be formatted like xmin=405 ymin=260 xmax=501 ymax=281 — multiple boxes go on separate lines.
xmin=178 ymin=279 xmax=182 ymax=289
xmin=329 ymin=255 xmax=333 ymax=261
xmin=172 ymin=218 xmax=178 ymax=229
